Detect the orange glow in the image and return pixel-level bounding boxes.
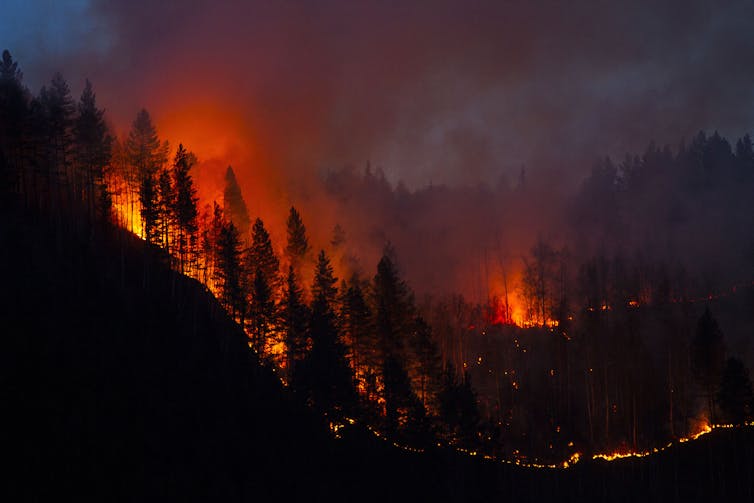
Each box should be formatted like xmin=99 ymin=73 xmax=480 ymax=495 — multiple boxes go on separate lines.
xmin=112 ymin=194 xmax=144 ymax=239
xmin=487 ymin=293 xmax=560 ymax=328
xmin=591 ymin=421 xmax=719 ymax=462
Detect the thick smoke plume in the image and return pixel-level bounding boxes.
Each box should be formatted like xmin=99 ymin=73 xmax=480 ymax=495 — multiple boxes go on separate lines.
xmin=5 ymin=0 xmax=754 ymax=301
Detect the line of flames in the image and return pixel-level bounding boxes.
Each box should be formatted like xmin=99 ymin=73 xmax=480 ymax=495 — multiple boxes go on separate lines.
xmin=328 ymin=419 xmax=754 ymax=470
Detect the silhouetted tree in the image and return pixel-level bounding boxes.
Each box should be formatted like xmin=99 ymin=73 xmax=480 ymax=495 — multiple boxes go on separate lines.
xmin=139 ymin=173 xmax=159 ymax=244
xmin=340 ymin=278 xmax=375 ymax=398
xmin=171 ymin=144 xmax=198 ymax=274
xmin=0 ymin=49 xmax=27 ymax=192
xmin=199 ymin=202 xmax=224 ymax=287
xmin=373 ymin=249 xmax=415 ymax=357
xmin=373 ymin=249 xmax=421 ymax=432
xmin=73 ymin=79 xmax=112 ymax=220
xmin=126 ymin=109 xmax=167 ymax=242
xmin=245 ymin=218 xmax=280 ymax=294
xmin=382 ymin=353 xmax=425 ymax=435
xmin=281 ymin=265 xmax=309 ymax=385
xmin=717 ymin=357 xmax=753 ymax=424
xmin=691 ymin=308 xmax=726 ymax=420
xmin=247 ymin=267 xmax=277 ymax=356
xmin=223 ymin=165 xmax=250 ymax=238
xmin=409 ymin=316 xmax=443 ymax=411
xmin=40 ymin=73 xmax=75 ymax=183
xmin=735 ymin=134 xmax=753 ymax=163
xmin=285 ymin=206 xmax=309 ymax=268
xmin=521 ymin=239 xmax=558 ymax=326
xmin=215 ymin=219 xmax=244 ymax=321
xmin=438 ymin=365 xmax=481 ymax=445
xmin=299 ymin=250 xmax=355 ymax=417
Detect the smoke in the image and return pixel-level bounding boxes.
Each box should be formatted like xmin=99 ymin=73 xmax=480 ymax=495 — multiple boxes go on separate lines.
xmin=4 ymin=0 xmax=754 ymax=298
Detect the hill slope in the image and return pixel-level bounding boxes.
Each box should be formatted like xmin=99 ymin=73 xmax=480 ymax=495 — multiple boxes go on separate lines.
xmin=2 ymin=194 xmax=753 ymax=502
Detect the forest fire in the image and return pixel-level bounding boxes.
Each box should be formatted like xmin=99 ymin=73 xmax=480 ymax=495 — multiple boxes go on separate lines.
xmin=487 ymin=293 xmax=560 ymax=328
xmin=5 ymin=0 xmax=754 ymax=498
xmin=112 ymin=198 xmax=144 ymax=239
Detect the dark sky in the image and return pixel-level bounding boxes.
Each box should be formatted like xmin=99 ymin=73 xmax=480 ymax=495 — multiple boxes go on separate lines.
xmin=3 ymin=0 xmax=754 ymax=189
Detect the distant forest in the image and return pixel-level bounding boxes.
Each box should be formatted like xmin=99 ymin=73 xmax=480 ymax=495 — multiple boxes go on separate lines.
xmin=1 ymin=49 xmax=753 ymax=465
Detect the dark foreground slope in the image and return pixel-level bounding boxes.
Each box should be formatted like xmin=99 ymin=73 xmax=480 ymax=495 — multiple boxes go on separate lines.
xmin=2 ymin=194 xmax=753 ymax=502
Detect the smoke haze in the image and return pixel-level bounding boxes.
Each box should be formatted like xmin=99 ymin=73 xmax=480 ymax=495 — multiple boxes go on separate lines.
xmin=4 ymin=0 xmax=754 ymax=299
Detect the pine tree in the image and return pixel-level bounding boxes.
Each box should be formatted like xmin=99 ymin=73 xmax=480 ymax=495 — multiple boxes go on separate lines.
xmin=0 ymin=49 xmax=28 ymax=192
xmin=438 ymin=365 xmax=481 ymax=445
xmin=245 ymin=218 xmax=280 ymax=294
xmin=382 ymin=354 xmax=426 ymax=436
xmin=373 ymin=249 xmax=415 ymax=364
xmin=215 ymin=219 xmax=244 ymax=321
xmin=248 ymin=267 xmax=277 ymax=356
xmin=171 ymin=144 xmax=199 ymax=274
xmin=409 ymin=316 xmax=443 ymax=411
xmin=340 ymin=278 xmax=375 ymax=397
xmin=223 ymin=165 xmax=250 ymax=237
xmin=201 ymin=202 xmax=224 ymax=288
xmin=373 ymin=249 xmax=422 ymax=433
xmin=126 ymin=109 xmax=167 ymax=242
xmin=281 ymin=265 xmax=310 ymax=385
xmin=243 ymin=219 xmax=280 ymax=355
xmin=312 ymin=250 xmax=338 ymax=306
xmin=40 ymin=73 xmax=75 ymax=182
xmin=73 ymin=79 xmax=112 ymax=220
xmin=285 ymin=206 xmax=309 ymax=268
xmin=299 ymin=250 xmax=355 ymax=417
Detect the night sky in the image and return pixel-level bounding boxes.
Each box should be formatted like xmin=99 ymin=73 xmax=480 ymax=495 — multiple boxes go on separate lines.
xmin=4 ymin=0 xmax=754 ymax=190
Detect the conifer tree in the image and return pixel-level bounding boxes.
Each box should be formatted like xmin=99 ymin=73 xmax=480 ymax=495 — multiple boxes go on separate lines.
xmin=248 ymin=267 xmax=277 ymax=356
xmin=285 ymin=206 xmax=309 ymax=268
xmin=126 ymin=109 xmax=167 ymax=242
xmin=223 ymin=165 xmax=250 ymax=237
xmin=281 ymin=265 xmax=310 ymax=385
xmin=245 ymin=218 xmax=280 ymax=293
xmin=0 ymin=50 xmax=27 ymax=191
xmin=373 ymin=250 xmax=415 ymax=357
xmin=299 ymin=250 xmax=355 ymax=417
xmin=171 ymin=144 xmax=199 ymax=274
xmin=438 ymin=365 xmax=481 ymax=445
xmin=73 ymin=80 xmax=112 ymax=220
xmin=215 ymin=218 xmax=244 ymax=321
xmin=340 ymin=278 xmax=375 ymax=396
xmin=409 ymin=316 xmax=443 ymax=411
xmin=139 ymin=172 xmax=159 ymax=244
xmin=40 ymin=73 xmax=75 ymax=181
xmin=201 ymin=202 xmax=224 ymax=287
xmin=373 ymin=249 xmax=422 ymax=432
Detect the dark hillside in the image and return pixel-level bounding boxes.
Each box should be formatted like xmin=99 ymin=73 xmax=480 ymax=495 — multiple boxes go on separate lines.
xmin=2 ymin=193 xmax=753 ymax=502
xmin=1 ymin=194 xmax=337 ymax=501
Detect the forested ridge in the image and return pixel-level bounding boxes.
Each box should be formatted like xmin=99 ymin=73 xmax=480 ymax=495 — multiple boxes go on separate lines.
xmin=2 ymin=48 xmax=754 ymax=500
